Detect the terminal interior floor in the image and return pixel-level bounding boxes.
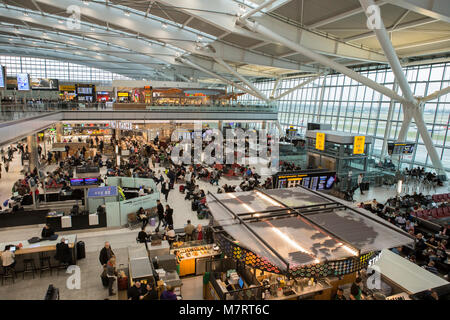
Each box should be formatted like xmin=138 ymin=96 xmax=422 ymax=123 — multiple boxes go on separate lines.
xmin=0 ymin=142 xmax=447 ymax=299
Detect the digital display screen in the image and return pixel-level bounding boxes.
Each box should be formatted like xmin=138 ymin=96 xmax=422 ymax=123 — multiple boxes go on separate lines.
xmin=317 ymin=176 xmax=328 ymax=190
xmin=31 ymin=78 xmax=59 ymax=90
xmin=77 ymin=87 xmax=93 ymax=94
xmin=70 ymin=178 xmax=84 ymax=186
xmin=17 ymin=73 xmax=30 ymax=91
xmin=326 ymin=176 xmax=335 ymax=189
xmin=310 ymin=177 xmax=319 ymax=190
xmin=275 ymin=170 xmax=335 ymax=191
xmin=0 ymin=66 xmax=5 ymax=88
xmin=84 ymin=178 xmax=98 ymax=185
xmin=302 ymin=177 xmax=310 ymax=188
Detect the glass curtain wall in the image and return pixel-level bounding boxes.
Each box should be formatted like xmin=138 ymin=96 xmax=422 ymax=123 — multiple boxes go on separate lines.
xmin=0 ymin=55 xmax=132 ymax=84
xmin=236 ymin=62 xmax=450 ymax=173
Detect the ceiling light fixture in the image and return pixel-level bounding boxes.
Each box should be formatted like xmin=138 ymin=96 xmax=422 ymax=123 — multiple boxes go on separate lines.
xmin=124 ymin=11 xmax=130 ymax=16
xmin=161 ymin=22 xmax=168 ymax=29
xmin=58 ymin=19 xmax=63 ymax=24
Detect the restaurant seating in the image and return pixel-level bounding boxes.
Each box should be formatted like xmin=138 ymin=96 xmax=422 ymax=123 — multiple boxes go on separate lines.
xmin=23 ymin=258 xmax=37 ymax=279
xmin=39 ymin=253 xmax=54 ymax=277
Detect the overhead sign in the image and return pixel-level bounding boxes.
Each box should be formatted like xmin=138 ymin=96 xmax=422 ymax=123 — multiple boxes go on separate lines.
xmin=59 ymin=85 xmax=75 ymax=91
xmin=118 ymin=92 xmax=129 ymax=97
xmin=315 ymin=132 xmax=325 ymax=151
xmin=88 ymin=186 xmax=118 ymax=198
xmin=353 ymin=136 xmax=366 ymax=154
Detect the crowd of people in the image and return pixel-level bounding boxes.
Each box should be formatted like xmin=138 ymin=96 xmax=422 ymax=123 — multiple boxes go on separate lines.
xmin=358 ymin=194 xmax=449 ymax=279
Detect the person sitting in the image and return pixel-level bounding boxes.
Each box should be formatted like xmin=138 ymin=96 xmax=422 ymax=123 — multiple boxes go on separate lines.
xmin=424 ymin=260 xmax=438 ymax=274
xmin=137 ymin=227 xmax=149 ymax=244
xmin=334 ymin=288 xmax=346 ymax=300
xmin=143 ymin=283 xmax=158 ymax=300
xmin=138 ymin=186 xmax=146 ymax=197
xmin=128 ymin=280 xmax=147 ymax=300
xmin=1 ymin=246 xmax=16 ymax=269
xmin=166 ymin=226 xmax=176 ymax=246
xmin=41 ymin=223 xmax=55 ymax=239
xmin=160 ymin=285 xmax=177 ymax=300
xmin=55 ymin=238 xmax=72 ymax=265
xmin=136 ymin=207 xmax=149 ymax=229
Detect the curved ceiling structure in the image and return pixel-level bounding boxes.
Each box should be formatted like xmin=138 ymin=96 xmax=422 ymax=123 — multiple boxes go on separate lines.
xmin=0 ymin=0 xmax=448 ymax=85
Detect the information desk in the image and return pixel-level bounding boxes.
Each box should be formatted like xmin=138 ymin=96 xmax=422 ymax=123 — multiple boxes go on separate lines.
xmin=170 ymin=243 xmax=221 ymax=277
xmin=46 ymin=212 xmax=106 ymax=232
xmin=0 ymin=234 xmax=77 ymax=272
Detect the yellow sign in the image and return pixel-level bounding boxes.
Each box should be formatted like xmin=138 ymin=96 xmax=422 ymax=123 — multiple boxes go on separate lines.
xmin=316 ymin=132 xmax=325 ymax=151
xmin=118 ymin=92 xmax=129 ymax=97
xmin=59 ymin=85 xmax=75 ymax=91
xmin=353 ymin=136 xmax=366 ymax=154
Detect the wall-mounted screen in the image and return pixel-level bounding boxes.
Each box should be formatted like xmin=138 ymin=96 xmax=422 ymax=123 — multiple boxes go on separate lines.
xmin=0 ymin=66 xmax=5 ymax=88
xmin=17 ymin=73 xmax=30 ymax=91
xmin=31 ymin=78 xmax=59 ymax=90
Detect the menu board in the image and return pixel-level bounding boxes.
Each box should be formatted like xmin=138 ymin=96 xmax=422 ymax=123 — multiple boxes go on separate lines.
xmin=17 ymin=73 xmax=30 ymax=91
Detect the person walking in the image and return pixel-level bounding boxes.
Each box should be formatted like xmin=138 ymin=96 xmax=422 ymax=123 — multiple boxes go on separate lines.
xmin=99 ymin=242 xmax=115 ymax=267
xmin=106 ymin=257 xmax=118 ymax=296
xmin=155 ymin=200 xmax=165 ymax=232
xmin=357 ymin=173 xmax=364 ymax=195
xmin=164 ymin=204 xmax=174 ymax=229
xmin=161 ymin=180 xmax=170 ymax=202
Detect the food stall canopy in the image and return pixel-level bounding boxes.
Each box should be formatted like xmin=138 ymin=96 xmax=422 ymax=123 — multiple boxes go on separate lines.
xmin=373 ymin=249 xmax=449 ymax=294
xmin=207 ymin=187 xmax=414 ymax=272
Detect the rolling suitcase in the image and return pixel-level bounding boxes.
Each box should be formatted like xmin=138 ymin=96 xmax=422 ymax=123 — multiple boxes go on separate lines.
xmin=76 ymin=241 xmax=86 ymax=260
xmin=192 ymin=201 xmax=198 ymax=211
xmin=117 ymin=264 xmax=128 ymax=291
xmin=101 ymin=272 xmax=109 ymax=288
xmin=179 ymin=185 xmax=185 ymax=193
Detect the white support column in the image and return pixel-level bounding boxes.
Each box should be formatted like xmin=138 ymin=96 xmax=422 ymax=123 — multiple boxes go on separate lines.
xmin=421 ymin=85 xmax=450 ymax=102
xmin=214 ymin=58 xmax=269 ymax=102
xmin=359 ymin=0 xmax=416 ymax=103
xmin=270 ymin=78 xmax=281 ymax=99
xmin=240 ymin=0 xmax=278 ymax=20
xmin=314 ymin=74 xmax=328 ymax=123
xmin=381 ymin=81 xmax=399 ymax=159
xmin=360 ymin=0 xmax=446 ymax=179
xmin=411 ymin=104 xmax=447 ymax=179
xmin=274 ymin=73 xmax=323 ymax=100
xmin=237 ymin=18 xmax=407 ymax=104
xmin=397 ymin=107 xmax=413 ymax=142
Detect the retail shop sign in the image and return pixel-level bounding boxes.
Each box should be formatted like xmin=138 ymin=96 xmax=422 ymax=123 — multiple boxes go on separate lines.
xmin=353 ymin=136 xmax=365 ymax=154
xmin=315 ymin=132 xmax=325 ymax=151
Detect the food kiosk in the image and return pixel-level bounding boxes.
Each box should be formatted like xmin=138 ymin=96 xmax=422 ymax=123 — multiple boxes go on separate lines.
xmin=206 ymin=187 xmax=415 ymax=300
xmin=170 ymin=241 xmax=221 ymax=276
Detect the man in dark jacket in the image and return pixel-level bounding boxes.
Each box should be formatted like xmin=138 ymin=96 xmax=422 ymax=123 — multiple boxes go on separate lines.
xmin=99 ymin=242 xmax=115 ymax=267
xmin=165 ymin=204 xmax=174 ymax=228
xmin=155 ymin=200 xmax=165 ymax=232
